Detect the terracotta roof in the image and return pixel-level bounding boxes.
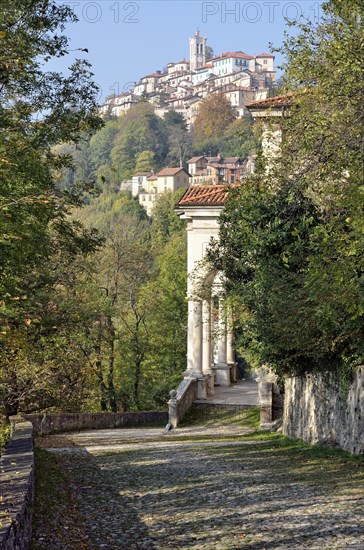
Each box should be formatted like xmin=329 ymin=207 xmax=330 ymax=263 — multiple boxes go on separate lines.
xmin=247 ymin=93 xmax=295 ymax=109
xmin=176 ymin=184 xmax=238 ymax=207
xmin=223 ymin=157 xmax=242 ymax=164
xmin=213 ymin=51 xmax=254 ymax=61
xmin=256 ymin=53 xmax=275 ymax=58
xmin=188 ymin=156 xmax=206 ymax=163
xmin=206 ymin=156 xmax=222 ymax=163
xmin=157 ymin=167 xmax=189 ymax=177
xmin=147 ymin=175 xmax=158 ymax=181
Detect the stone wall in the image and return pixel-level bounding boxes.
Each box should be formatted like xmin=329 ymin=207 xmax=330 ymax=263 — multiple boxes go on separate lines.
xmin=0 ymin=418 xmax=34 ymax=550
xmin=283 ymin=367 xmax=364 ymax=454
xmin=25 ymin=411 xmax=168 ymax=436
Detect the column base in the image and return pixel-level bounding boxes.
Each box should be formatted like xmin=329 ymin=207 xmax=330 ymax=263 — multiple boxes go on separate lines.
xmin=228 ymin=363 xmax=238 ymax=383
xmin=214 ymin=363 xmax=231 ymax=386
xmin=203 ymin=371 xmax=215 ymax=395
xmin=197 ymin=376 xmax=208 ymax=399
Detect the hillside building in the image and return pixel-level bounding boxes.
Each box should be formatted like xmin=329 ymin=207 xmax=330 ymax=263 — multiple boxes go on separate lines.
xmin=100 ymin=32 xmax=276 ymax=123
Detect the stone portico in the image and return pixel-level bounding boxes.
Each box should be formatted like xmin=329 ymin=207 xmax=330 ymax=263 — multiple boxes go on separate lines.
xmin=175 ymin=185 xmax=238 ymax=403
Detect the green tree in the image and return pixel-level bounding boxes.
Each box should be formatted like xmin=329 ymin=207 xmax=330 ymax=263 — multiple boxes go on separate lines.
xmin=0 ymin=0 xmax=102 ymax=417
xmin=164 ymin=110 xmax=192 ymax=167
xmin=193 ymin=92 xmax=236 ymax=146
xmin=89 ymin=119 xmax=120 ymax=167
xmin=111 ymin=107 xmax=168 ymax=181
xmin=210 ymin=0 xmax=364 ymax=377
xmin=135 ymin=150 xmax=155 ymax=173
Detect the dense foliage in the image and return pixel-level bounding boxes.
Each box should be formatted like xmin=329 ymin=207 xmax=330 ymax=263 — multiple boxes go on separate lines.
xmin=0 ymin=1 xmax=257 ymax=418
xmin=0 ymin=0 xmax=103 ymax=417
xmin=209 ymin=0 xmax=364 ymax=378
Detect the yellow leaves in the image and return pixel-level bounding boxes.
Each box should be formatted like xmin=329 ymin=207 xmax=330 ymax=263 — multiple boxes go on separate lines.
xmin=0 ymin=31 xmax=6 ymax=39
xmin=25 ymin=319 xmax=32 ymax=327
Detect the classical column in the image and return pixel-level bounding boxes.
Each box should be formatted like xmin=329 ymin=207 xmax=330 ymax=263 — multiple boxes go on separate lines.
xmin=202 ymin=299 xmax=215 ymax=395
xmin=215 ymin=298 xmax=230 ymax=386
xmin=226 ymin=313 xmax=237 ymax=382
xmin=202 ymin=299 xmax=211 ymax=374
xmin=186 ymin=299 xmax=203 ymax=377
xmin=217 ymin=300 xmax=227 ymax=365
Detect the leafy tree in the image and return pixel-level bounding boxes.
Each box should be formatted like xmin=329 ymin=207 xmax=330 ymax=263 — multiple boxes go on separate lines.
xmin=205 ymin=45 xmax=214 ymax=61
xmin=0 ymin=0 xmax=102 ymax=417
xmin=193 ymin=92 xmax=236 ymax=146
xmin=111 ymin=107 xmax=168 ymax=181
xmin=164 ymin=110 xmax=192 ymax=167
xmin=150 ymin=189 xmax=186 ymax=250
xmin=89 ymin=119 xmax=120 ymax=167
xmin=135 ymin=150 xmax=155 ymax=173
xmin=141 ymin=231 xmax=187 ymax=407
xmin=210 ymin=0 xmax=364 ymax=377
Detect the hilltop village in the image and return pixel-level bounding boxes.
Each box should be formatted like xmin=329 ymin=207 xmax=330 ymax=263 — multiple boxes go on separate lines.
xmin=101 ymin=30 xmax=276 ymax=126
xmin=102 ymin=31 xmax=275 ymax=215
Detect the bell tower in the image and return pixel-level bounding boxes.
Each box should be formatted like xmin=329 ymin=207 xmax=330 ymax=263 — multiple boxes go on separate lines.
xmin=189 ymin=29 xmax=207 ymax=73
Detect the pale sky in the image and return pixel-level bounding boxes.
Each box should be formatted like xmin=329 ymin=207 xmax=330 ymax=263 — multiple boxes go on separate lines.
xmin=56 ymin=0 xmax=324 ymax=102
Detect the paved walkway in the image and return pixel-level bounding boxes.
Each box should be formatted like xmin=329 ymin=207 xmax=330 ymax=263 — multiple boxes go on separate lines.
xmin=33 ymin=426 xmax=364 ymax=550
xmin=195 ymin=379 xmax=259 ymax=406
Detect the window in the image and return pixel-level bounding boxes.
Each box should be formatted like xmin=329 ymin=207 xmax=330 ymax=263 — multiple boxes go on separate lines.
xmin=263 ymin=60 xmax=267 ymax=64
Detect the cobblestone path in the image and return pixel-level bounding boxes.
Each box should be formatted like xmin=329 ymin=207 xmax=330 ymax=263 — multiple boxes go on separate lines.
xmin=33 ymin=427 xmax=364 ymax=550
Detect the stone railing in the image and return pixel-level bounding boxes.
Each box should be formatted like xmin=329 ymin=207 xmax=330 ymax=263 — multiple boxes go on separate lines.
xmin=25 ymin=411 xmax=168 ymax=436
xmin=0 ymin=417 xmax=34 ymax=550
xmin=167 ymin=378 xmax=198 ymax=428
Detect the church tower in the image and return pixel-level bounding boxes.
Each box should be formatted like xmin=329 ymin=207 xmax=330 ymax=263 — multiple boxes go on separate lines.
xmin=189 ymin=30 xmax=207 ymax=72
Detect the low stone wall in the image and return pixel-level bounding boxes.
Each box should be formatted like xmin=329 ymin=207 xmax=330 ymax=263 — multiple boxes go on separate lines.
xmin=283 ymin=367 xmax=364 ymax=454
xmin=25 ymin=411 xmax=168 ymax=436
xmin=0 ymin=417 xmax=34 ymax=550
xmin=168 ymin=378 xmax=198 ymax=428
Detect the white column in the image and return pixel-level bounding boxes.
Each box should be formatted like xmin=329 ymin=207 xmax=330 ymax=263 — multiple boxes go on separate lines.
xmin=226 ymin=315 xmax=237 ymax=382
xmin=202 ymin=299 xmax=211 ymax=374
xmin=202 ymin=299 xmax=215 ymax=395
xmin=217 ymin=299 xmax=227 ymax=366
xmin=215 ymin=298 xmax=231 ymax=386
xmin=226 ymin=327 xmax=234 ymax=364
xmin=186 ymin=299 xmax=203 ymax=377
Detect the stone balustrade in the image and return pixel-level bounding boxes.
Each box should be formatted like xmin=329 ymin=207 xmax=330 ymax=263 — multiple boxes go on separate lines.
xmin=168 ymin=378 xmax=198 ymax=428
xmin=25 ymin=411 xmax=168 ymax=436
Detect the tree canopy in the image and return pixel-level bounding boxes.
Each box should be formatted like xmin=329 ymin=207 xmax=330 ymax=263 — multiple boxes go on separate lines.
xmin=209 ymin=0 xmax=364 ymax=378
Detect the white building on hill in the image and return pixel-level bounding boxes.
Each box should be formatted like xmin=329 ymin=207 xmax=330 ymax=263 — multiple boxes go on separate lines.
xmin=100 ymin=32 xmax=276 ymax=122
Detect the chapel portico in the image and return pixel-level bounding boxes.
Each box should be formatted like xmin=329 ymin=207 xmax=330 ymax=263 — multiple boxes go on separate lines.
xmin=175 ymin=185 xmax=238 ymax=400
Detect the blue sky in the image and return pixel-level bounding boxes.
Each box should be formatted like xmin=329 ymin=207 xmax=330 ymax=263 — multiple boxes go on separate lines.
xmin=58 ymin=1 xmax=323 ymax=102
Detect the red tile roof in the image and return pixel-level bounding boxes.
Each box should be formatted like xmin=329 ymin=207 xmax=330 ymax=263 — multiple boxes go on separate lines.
xmin=187 ymin=156 xmax=206 ymax=163
xmin=213 ymin=51 xmax=254 ymax=61
xmin=157 ymin=167 xmax=189 ymax=177
xmin=247 ymin=93 xmax=295 ymax=109
xmin=176 ymin=184 xmax=238 ymax=207
xmin=147 ymin=175 xmax=158 ymax=181
xmin=223 ymin=157 xmax=242 ymax=164
xmin=256 ymin=53 xmax=275 ymax=58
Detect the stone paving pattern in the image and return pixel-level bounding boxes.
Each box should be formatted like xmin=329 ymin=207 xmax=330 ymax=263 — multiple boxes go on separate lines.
xmin=33 ymin=422 xmax=364 ymax=550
